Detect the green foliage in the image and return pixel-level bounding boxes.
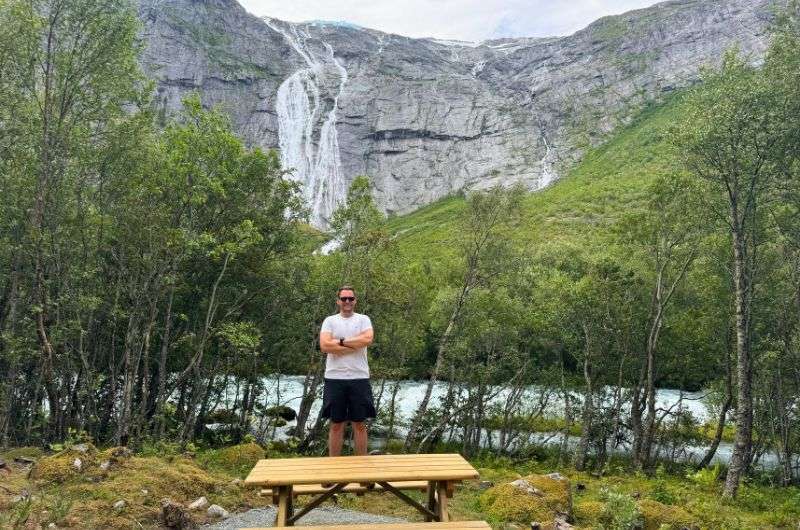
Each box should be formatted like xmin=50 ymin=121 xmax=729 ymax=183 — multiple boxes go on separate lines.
xmin=688 ymin=463 xmax=722 ymax=489
xmin=196 ymin=442 xmax=266 ymax=477
xmin=598 ymin=487 xmax=643 ymax=530
xmin=649 ymin=478 xmax=676 ymax=506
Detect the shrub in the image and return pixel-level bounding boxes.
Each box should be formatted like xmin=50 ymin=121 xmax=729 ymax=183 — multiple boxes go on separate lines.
xmin=648 ymin=478 xmax=676 ymax=505
xmin=599 ymin=487 xmax=643 ymax=530
xmin=197 ymin=442 xmax=265 ymax=476
xmin=687 ymin=463 xmax=722 ymax=489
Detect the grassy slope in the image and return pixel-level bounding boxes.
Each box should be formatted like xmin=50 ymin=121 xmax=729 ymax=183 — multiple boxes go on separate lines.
xmin=387 ymin=94 xmax=683 ymax=262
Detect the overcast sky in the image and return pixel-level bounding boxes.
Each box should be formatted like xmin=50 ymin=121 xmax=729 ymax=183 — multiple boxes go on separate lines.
xmin=238 ymin=0 xmax=661 ymax=42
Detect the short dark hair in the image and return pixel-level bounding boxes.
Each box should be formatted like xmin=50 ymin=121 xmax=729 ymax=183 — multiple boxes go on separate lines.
xmin=337 ymin=285 xmax=356 ymax=297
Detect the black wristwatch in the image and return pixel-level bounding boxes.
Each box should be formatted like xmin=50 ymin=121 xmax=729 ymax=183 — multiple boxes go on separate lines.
xmin=339 ymin=337 xmax=345 ymax=346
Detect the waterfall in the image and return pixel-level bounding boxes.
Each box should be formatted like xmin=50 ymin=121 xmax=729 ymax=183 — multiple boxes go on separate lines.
xmin=536 ymin=133 xmax=557 ymax=189
xmin=266 ymin=20 xmax=348 ymax=228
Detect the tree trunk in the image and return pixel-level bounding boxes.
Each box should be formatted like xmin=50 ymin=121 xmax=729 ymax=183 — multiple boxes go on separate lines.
xmin=723 ymin=225 xmax=754 ymax=498
xmin=404 ymin=313 xmax=457 ymax=451
xmin=574 ymin=336 xmax=594 ymax=471
xmin=699 ymin=348 xmax=733 ymax=468
xmin=155 ymin=286 xmax=175 ymax=438
xmin=558 ymin=354 xmax=572 ymax=466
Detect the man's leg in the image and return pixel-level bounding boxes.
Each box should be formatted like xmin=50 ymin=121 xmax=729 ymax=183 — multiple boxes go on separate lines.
xmin=352 ymin=421 xmax=368 ymax=456
xmin=329 ymin=421 xmax=345 ymax=456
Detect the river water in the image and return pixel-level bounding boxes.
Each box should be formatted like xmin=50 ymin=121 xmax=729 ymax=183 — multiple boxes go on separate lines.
xmin=244 ymin=375 xmax=789 ymax=470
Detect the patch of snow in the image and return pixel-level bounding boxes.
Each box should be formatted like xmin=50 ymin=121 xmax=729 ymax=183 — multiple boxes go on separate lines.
xmin=427 ymin=38 xmax=479 ymax=48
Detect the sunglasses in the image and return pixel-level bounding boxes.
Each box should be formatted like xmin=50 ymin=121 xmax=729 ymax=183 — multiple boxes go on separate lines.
xmin=339 ymin=296 xmax=355 ymax=302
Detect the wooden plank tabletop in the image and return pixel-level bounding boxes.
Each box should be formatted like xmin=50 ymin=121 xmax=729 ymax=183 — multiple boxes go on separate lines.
xmin=245 ymin=453 xmax=479 ymax=487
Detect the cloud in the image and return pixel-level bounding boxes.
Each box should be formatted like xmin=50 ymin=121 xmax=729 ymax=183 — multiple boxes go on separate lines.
xmin=237 ymin=0 xmax=660 ymax=42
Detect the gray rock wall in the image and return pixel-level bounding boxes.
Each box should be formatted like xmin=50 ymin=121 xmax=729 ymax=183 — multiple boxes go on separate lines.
xmin=138 ymin=0 xmax=775 ymax=221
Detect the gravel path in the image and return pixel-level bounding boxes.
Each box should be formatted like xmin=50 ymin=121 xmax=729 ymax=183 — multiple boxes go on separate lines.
xmin=203 ymin=505 xmax=408 ymax=529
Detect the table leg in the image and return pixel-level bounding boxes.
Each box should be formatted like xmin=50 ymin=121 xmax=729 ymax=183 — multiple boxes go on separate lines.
xmin=276 ymin=486 xmax=289 ymax=526
xmin=287 ymin=486 xmax=294 ymax=526
xmin=426 ymin=481 xmax=437 ymax=522
xmin=436 ymin=481 xmax=450 ymax=522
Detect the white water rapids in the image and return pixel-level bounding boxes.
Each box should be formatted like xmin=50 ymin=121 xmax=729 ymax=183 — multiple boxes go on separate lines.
xmin=266 ymin=20 xmax=348 ymax=228
xmin=224 ymin=376 xmax=790 ymax=469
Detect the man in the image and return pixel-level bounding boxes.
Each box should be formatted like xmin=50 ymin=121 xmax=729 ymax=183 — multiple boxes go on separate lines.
xmin=319 ymin=285 xmax=375 ymax=456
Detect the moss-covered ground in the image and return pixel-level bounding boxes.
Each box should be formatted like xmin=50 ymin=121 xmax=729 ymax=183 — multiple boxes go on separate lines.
xmin=1 ymin=443 xmax=798 ymax=529
xmin=0 ymin=443 xmax=271 ymax=529
xmin=339 ymin=453 xmax=800 ymax=529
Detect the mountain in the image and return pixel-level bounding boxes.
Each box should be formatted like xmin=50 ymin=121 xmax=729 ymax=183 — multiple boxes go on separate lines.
xmin=137 ymin=0 xmax=775 ymax=225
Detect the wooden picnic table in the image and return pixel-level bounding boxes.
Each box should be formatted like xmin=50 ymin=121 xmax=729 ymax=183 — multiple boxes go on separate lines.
xmin=244 ymin=453 xmax=480 ymax=527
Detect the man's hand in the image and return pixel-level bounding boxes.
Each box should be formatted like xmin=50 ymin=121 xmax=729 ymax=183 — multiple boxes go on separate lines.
xmin=320 ymin=330 xmax=356 ymax=354
xmin=341 ymin=328 xmax=374 ymax=349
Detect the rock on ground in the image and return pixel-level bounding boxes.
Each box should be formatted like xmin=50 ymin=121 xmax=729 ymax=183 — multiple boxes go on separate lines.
xmin=207 ymin=504 xmax=229 ymax=518
xmin=202 ymin=506 xmax=407 ymax=529
xmin=189 ymin=496 xmax=209 ymax=510
xmin=161 ymin=499 xmax=196 ymax=529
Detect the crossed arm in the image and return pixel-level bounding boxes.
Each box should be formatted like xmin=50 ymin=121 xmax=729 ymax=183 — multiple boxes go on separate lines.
xmin=319 ymin=328 xmax=374 ymax=354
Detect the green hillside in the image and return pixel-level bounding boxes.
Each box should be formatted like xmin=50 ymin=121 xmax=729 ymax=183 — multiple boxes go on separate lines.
xmin=388 ymin=93 xmax=684 ymax=258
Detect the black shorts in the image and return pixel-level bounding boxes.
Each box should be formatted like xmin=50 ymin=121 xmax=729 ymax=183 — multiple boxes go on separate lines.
xmin=321 ymin=378 xmax=376 ymax=423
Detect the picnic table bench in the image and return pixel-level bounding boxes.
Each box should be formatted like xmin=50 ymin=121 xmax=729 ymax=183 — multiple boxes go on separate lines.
xmin=258 ymin=480 xmax=429 ymax=498
xmin=244 ymin=453 xmax=481 ymax=527
xmin=244 ymin=523 xmax=491 ymax=530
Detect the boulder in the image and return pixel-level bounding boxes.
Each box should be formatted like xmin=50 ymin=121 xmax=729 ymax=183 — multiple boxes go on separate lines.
xmin=72 ymin=443 xmax=91 ymax=454
xmin=160 ymin=499 xmax=196 ymax=529
xmin=188 ymin=496 xmax=208 ymax=510
xmin=72 ymin=458 xmax=82 ymax=472
xmin=207 ymin=504 xmax=229 ymax=518
xmin=480 ymin=474 xmax=573 ymax=524
xmin=111 ymin=446 xmax=133 ymax=459
xmin=478 ymin=480 xmax=494 ymax=490
xmin=99 ymin=460 xmax=111 ymax=471
xmin=113 ymin=500 xmax=126 ymax=511
xmin=554 ymin=513 xmax=574 ymax=529
xmin=265 ymin=405 xmax=297 ymax=422
xmin=511 ymin=479 xmax=544 ymax=497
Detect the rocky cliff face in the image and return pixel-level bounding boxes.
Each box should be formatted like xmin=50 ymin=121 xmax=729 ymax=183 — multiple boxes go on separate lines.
xmin=138 ymin=0 xmax=775 ymax=224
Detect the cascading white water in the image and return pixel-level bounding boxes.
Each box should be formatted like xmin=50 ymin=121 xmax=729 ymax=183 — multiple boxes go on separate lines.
xmin=266 ymin=20 xmax=348 ymax=228
xmin=536 ymin=133 xmax=557 ymax=189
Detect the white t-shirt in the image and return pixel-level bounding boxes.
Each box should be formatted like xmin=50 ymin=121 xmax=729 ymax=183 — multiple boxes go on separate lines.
xmin=320 ymin=312 xmax=373 ymax=379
